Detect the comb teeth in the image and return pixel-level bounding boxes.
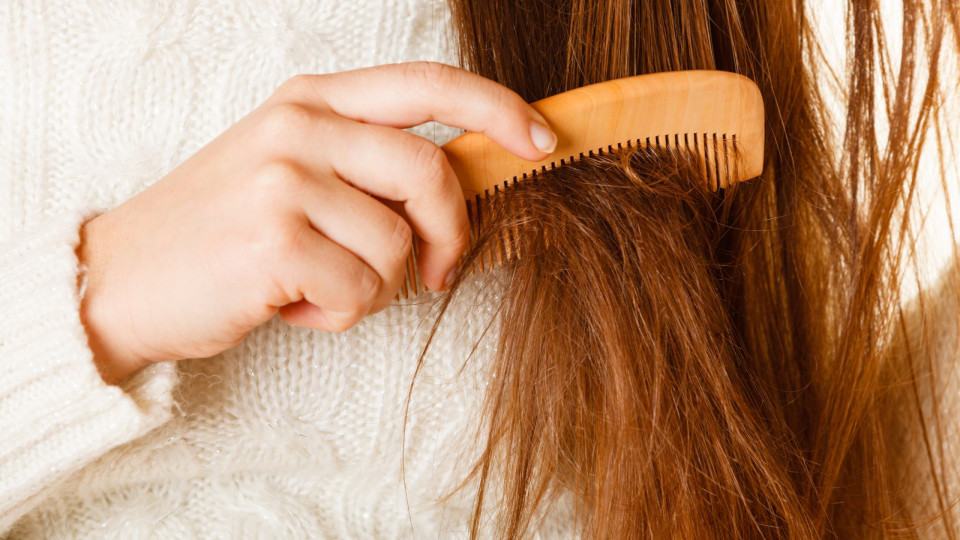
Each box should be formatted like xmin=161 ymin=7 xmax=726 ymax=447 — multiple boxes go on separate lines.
xmin=395 ymin=132 xmax=738 ymax=300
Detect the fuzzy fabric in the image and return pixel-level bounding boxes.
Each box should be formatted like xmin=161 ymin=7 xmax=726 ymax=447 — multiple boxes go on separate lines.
xmin=0 ymin=0 xmax=576 ymax=537
xmin=0 ymin=0 xmax=955 ymax=537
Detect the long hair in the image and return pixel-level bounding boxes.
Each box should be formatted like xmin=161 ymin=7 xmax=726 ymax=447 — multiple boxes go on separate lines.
xmin=415 ymin=0 xmax=960 ymax=537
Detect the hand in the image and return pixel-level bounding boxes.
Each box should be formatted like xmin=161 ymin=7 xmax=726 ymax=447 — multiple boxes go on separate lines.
xmin=76 ymin=62 xmax=557 ymax=384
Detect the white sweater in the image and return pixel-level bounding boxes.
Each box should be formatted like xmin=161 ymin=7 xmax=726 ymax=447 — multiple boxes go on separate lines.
xmin=0 ymin=0 xmax=575 ymax=537
xmin=0 ymin=0 xmax=956 ymax=538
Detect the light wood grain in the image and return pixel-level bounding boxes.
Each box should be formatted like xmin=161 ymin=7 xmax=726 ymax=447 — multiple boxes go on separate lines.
xmin=442 ymin=70 xmax=764 ymax=196
xmin=399 ymin=70 xmax=765 ymax=298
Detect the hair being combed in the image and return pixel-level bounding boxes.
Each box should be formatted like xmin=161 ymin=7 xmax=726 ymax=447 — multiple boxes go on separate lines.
xmin=450 ymin=148 xmax=823 ymax=537
xmin=415 ymin=0 xmax=960 ymax=538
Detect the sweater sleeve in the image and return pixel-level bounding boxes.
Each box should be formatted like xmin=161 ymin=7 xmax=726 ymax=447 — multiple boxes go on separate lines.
xmin=0 ymin=210 xmax=178 ymax=531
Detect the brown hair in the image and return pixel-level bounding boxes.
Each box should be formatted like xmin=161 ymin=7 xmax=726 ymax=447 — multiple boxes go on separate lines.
xmin=415 ymin=1 xmax=960 ymax=538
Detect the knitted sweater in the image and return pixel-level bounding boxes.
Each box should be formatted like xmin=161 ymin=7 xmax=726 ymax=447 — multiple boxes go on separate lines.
xmin=0 ymin=0 xmax=554 ymax=537
xmin=0 ymin=0 xmax=956 ymax=538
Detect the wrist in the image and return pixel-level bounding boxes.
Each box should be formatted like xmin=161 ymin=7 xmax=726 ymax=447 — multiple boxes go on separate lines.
xmin=76 ymin=216 xmax=148 ymax=385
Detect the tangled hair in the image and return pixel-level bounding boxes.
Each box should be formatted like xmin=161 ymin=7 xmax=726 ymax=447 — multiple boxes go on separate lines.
xmin=413 ymin=0 xmax=960 ymax=538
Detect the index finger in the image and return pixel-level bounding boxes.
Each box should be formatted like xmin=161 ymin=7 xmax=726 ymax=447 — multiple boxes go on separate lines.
xmin=280 ymin=62 xmax=558 ymax=161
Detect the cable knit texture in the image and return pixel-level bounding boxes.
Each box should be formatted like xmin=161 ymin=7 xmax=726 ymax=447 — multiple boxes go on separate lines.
xmin=0 ymin=211 xmax=178 ymax=532
xmin=0 ymin=0 xmax=579 ymax=537
xmin=0 ymin=0 xmax=955 ymax=538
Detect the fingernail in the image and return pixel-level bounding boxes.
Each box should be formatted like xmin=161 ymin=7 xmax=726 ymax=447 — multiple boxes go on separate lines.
xmin=529 ymin=120 xmax=557 ymax=154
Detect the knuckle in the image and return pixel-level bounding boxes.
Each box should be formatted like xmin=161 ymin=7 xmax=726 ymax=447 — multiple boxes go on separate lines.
xmin=273 ymin=221 xmax=309 ymax=258
xmin=411 ymin=140 xmax=448 ymax=195
xmin=489 ymin=86 xmax=513 ymax=119
xmin=248 ymin=220 xmax=306 ymax=290
xmin=325 ymin=266 xmax=379 ymax=332
xmin=352 ymin=264 xmax=381 ymax=312
xmin=259 ymin=102 xmax=316 ymax=141
xmin=385 ymin=214 xmax=413 ymax=265
xmin=252 ymin=160 xmax=308 ymax=195
xmin=405 ymin=61 xmax=456 ymax=97
xmin=257 ymin=221 xmax=306 ymax=269
xmin=276 ymin=74 xmax=315 ymax=99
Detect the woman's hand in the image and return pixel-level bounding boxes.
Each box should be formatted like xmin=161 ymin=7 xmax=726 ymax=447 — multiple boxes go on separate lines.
xmin=76 ymin=62 xmax=557 ymax=384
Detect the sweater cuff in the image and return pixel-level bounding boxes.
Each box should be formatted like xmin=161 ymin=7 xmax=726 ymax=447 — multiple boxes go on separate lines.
xmin=0 ymin=211 xmax=178 ymax=526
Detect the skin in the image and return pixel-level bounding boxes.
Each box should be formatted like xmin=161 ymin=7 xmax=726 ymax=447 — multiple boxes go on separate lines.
xmin=76 ymin=62 xmax=558 ymax=384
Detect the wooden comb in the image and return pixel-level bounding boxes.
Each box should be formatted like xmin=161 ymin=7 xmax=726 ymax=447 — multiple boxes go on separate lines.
xmin=397 ymin=70 xmax=765 ymax=299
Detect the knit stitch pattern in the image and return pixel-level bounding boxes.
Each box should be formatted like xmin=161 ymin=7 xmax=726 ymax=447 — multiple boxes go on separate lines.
xmin=1 ymin=0 xmax=955 ymax=538
xmin=0 ymin=0 xmax=580 ymax=537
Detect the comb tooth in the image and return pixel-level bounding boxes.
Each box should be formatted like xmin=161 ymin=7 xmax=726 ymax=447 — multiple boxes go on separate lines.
xmin=466 ymin=195 xmax=477 ymax=245
xmin=410 ymin=240 xmax=422 ymax=295
xmin=399 ymin=259 xmax=409 ymax=300
xmin=693 ymin=133 xmax=706 ymax=183
xmin=474 ymin=193 xmax=484 ymax=275
xmin=497 ymin=227 xmax=507 ymax=268
xmin=720 ymin=134 xmax=731 ymax=189
xmin=465 ymin=195 xmax=478 ymax=280
xmin=399 ymin=244 xmax=413 ymax=300
xmin=545 ymin=151 xmax=555 ymax=248
xmin=730 ymin=134 xmax=740 ymax=185
xmin=460 ymin=196 xmax=476 ymax=285
xmin=674 ymin=133 xmax=680 ymax=151
xmin=712 ymin=133 xmax=722 ymax=192
xmin=506 ymin=178 xmax=519 ymax=263
xmin=513 ymin=177 xmax=526 ymax=258
xmin=399 ymin=225 xmax=417 ymax=300
xmin=471 ymin=191 xmax=485 ymax=273
xmin=505 ymin=225 xmax=516 ymax=263
xmin=487 ymin=186 xmax=503 ymax=270
xmin=492 ymin=185 xmax=504 ymax=269
xmin=407 ymin=240 xmax=418 ymax=295
xmin=464 ymin=195 xmax=473 ymax=277
xmin=701 ymin=133 xmax=713 ymax=190
xmin=502 ymin=182 xmax=515 ymax=263
xmin=703 ymin=133 xmax=712 ymax=190
xmin=489 ymin=186 xmax=498 ymax=270
xmin=513 ymin=175 xmax=524 ymax=263
xmin=483 ymin=189 xmax=495 ymax=272
xmin=514 ymin=176 xmax=525 ymax=263
xmin=486 ymin=189 xmax=496 ymax=272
